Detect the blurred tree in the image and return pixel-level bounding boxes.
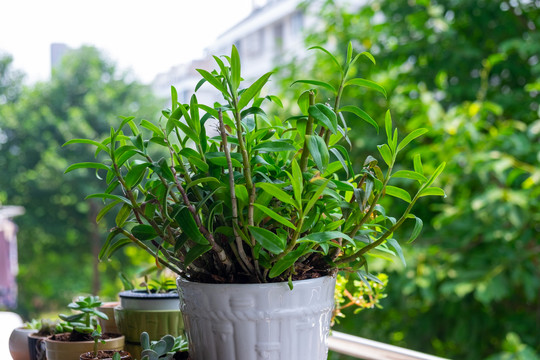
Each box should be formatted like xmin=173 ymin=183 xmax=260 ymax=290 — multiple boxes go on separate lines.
xmin=290 ymin=0 xmax=540 ymax=359
xmin=0 ymin=52 xmax=24 ymax=105
xmin=0 ymin=46 xmax=161 ymax=318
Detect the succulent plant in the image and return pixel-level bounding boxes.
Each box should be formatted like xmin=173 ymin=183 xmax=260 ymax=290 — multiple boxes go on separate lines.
xmin=140 ymin=331 xmax=176 ymax=360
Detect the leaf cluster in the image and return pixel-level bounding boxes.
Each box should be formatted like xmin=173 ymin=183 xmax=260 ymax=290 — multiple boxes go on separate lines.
xmin=65 ymin=44 xmax=444 ymax=284
xmin=57 ymin=295 xmax=108 ymax=335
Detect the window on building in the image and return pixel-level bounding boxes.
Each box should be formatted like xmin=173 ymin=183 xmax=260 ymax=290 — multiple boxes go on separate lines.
xmin=245 ymin=28 xmax=265 ymax=56
xmin=291 ymin=11 xmax=304 ymax=34
xmin=273 ymin=22 xmax=284 ymax=52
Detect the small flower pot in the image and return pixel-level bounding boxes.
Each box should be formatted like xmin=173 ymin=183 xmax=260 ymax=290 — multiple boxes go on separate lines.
xmin=8 ymin=327 xmax=35 ymax=360
xmin=28 ymin=333 xmax=47 ymax=360
xmin=45 ymin=333 xmax=125 ymax=360
xmin=98 ymin=301 xmax=121 ymax=334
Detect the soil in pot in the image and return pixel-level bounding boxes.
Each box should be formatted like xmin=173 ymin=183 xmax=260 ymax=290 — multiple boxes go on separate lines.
xmin=80 ymin=350 xmax=132 ymax=360
xmin=173 ymin=351 xmax=191 ymax=360
xmin=50 ymin=332 xmax=121 ymax=342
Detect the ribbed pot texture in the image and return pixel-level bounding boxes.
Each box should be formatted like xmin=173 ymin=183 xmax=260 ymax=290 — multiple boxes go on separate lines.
xmin=177 ymin=275 xmax=336 ymax=360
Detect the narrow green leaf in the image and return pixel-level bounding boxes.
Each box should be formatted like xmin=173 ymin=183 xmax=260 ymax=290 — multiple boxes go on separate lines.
xmin=98 ymin=229 xmax=122 ymax=260
xmin=124 ymin=163 xmax=150 ymax=188
xmin=419 ymin=187 xmax=446 ymax=197
xmin=171 ymin=86 xmax=178 ymax=111
xmin=185 ymin=244 xmax=212 ymax=266
xmin=96 ymin=200 xmax=121 ymax=223
xmin=408 ymin=216 xmax=423 ymax=243
xmin=385 ymin=110 xmax=392 ymax=142
xmin=115 ymin=203 xmax=131 ymax=227
xmin=297 ymin=90 xmax=311 ymax=115
xmin=291 ymin=79 xmax=337 ymax=94
xmin=132 ymin=224 xmax=158 ymax=241
xmin=196 ymin=69 xmax=228 ymax=94
xmin=309 ymin=104 xmax=338 ymax=134
xmin=346 ymin=42 xmax=353 ymax=65
xmin=253 ymin=203 xmax=296 ymax=230
xmin=425 ymin=162 xmax=446 ymax=187
xmin=256 ymin=182 xmax=297 ymax=208
xmin=397 ymin=128 xmax=428 ymax=152
xmin=65 ymin=162 xmax=110 ymax=174
xmin=63 ymin=139 xmax=110 ymax=155
xmin=377 ymin=144 xmax=393 ymax=166
xmin=306 ymin=135 xmax=329 ymax=172
xmin=85 ymin=193 xmax=131 ymax=205
xmin=174 ymin=208 xmax=208 ymax=245
xmin=345 ymin=78 xmax=387 ymax=98
xmin=140 ymin=119 xmax=164 ymax=137
xmin=386 ymin=238 xmax=406 ymax=266
xmin=385 ymin=186 xmax=411 ymax=203
xmin=248 ymin=226 xmax=285 ymax=254
xmin=238 ymin=71 xmax=273 ymax=110
xmin=414 ymin=154 xmax=424 ymax=175
xmin=339 ymin=105 xmax=379 ymax=132
xmin=309 ymin=45 xmax=342 ymax=72
xmin=291 ymin=159 xmax=303 ymax=206
xmin=304 ymin=178 xmax=330 ymax=216
xmin=253 ymin=139 xmax=296 ymax=152
xmin=269 ymin=244 xmax=310 ymax=278
xmin=188 ymin=156 xmax=209 ymax=172
xmin=230 ymin=45 xmax=241 ymax=90
xmin=299 ymin=231 xmax=353 ymax=245
xmin=185 ymin=177 xmax=219 ymax=191
xmin=392 ymin=170 xmax=427 ymax=182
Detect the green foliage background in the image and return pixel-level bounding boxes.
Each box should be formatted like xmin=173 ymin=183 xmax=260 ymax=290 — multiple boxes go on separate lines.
xmin=284 ymin=0 xmax=539 ymax=359
xmin=0 ymin=46 xmax=159 ymax=318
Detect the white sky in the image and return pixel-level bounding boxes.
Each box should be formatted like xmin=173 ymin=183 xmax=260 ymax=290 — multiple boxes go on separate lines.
xmin=0 ymin=0 xmax=253 ymax=84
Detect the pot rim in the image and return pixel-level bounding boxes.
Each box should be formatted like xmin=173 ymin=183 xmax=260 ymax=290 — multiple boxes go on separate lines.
xmin=177 ymin=274 xmax=336 ymax=288
xmin=118 ymin=289 xmax=178 ymax=299
xmin=45 ymin=333 xmax=124 ymax=343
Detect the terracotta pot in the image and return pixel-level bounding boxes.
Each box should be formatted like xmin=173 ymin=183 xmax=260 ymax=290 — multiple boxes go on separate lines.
xmin=45 ymin=333 xmax=125 ymax=360
xmin=98 ymin=301 xmax=120 ymax=334
xmin=177 ymin=275 xmax=336 ymax=360
xmin=79 ymin=350 xmax=132 ymax=359
xmin=8 ymin=327 xmax=35 ymax=360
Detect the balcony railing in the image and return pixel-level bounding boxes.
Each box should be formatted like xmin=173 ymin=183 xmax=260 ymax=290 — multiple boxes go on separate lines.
xmin=329 ymin=331 xmax=450 ymax=360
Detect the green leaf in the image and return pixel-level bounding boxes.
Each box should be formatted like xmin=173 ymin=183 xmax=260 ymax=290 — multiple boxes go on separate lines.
xmin=188 ymin=156 xmax=209 ymax=172
xmin=96 ymin=200 xmax=121 ymax=223
xmin=196 ymin=69 xmax=228 ymax=95
xmin=408 ymin=216 xmax=423 ymax=243
xmin=385 ymin=186 xmax=411 ymax=203
xmin=256 ymin=182 xmax=297 ymax=208
xmin=297 ymin=90 xmax=312 ymax=115
xmin=425 ymin=162 xmax=446 ymax=187
xmin=185 ymin=244 xmax=212 ymax=266
xmin=377 ymin=144 xmax=393 ymax=166
xmin=309 ymin=104 xmax=338 ymax=134
xmin=304 ymin=178 xmax=330 ymax=216
xmin=124 ymin=163 xmax=150 ymax=188
xmin=230 ymin=45 xmax=241 ymax=90
xmin=339 ymin=105 xmax=379 ymax=132
xmin=238 ymin=71 xmax=273 ymax=110
xmin=392 ymin=170 xmax=427 ymax=182
xmin=345 ymin=78 xmax=387 ymax=98
xmin=386 ymin=238 xmax=406 ymax=266
xmin=269 ymin=244 xmax=310 ymax=278
xmin=309 ymin=45 xmax=342 ymax=72
xmin=253 ymin=139 xmax=296 ymax=152
xmin=397 ymin=128 xmax=428 ymax=152
xmin=185 ymin=177 xmax=219 ymax=191
xmin=86 ymin=193 xmax=131 ymax=205
xmin=63 ymin=139 xmax=110 ymax=155
xmin=291 ymin=79 xmax=337 ymax=94
xmin=414 ymin=154 xmax=424 ymax=175
xmin=298 ymin=231 xmax=353 ymax=245
xmin=115 ymin=203 xmax=131 ymax=227
xmin=306 ymin=135 xmax=329 ymax=172
xmin=290 ymin=159 xmax=303 ymax=206
xmin=64 ymin=162 xmax=110 ymax=174
xmin=174 ymin=208 xmax=208 ymax=245
xmin=132 ymin=224 xmax=158 ymax=241
xmin=248 ymin=226 xmax=285 ymax=254
xmin=385 ymin=110 xmax=392 ymax=142
xmin=253 ymin=203 xmax=296 ymax=230
xmin=419 ymin=187 xmax=446 ymax=197
xmin=140 ymin=119 xmax=164 ymax=137
xmin=171 ymin=86 xmax=178 ymax=111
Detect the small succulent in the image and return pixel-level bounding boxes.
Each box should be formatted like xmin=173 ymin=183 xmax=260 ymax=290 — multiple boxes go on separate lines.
xmin=140 ymin=332 xmax=176 ymax=360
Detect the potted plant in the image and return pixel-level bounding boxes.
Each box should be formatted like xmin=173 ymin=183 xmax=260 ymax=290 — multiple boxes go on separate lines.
xmin=65 ymin=44 xmax=445 ymax=360
xmin=28 ymin=319 xmax=59 ymax=360
xmin=79 ymin=325 xmax=132 ymax=360
xmin=9 ymin=319 xmax=41 ymax=360
xmin=113 ymin=273 xmax=184 ymax=358
xmin=45 ymin=295 xmax=125 ymax=360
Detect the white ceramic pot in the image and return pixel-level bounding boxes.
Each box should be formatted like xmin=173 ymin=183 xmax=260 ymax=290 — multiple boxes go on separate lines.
xmin=9 ymin=327 xmax=35 ymax=360
xmin=177 ymin=275 xmax=336 ymax=360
